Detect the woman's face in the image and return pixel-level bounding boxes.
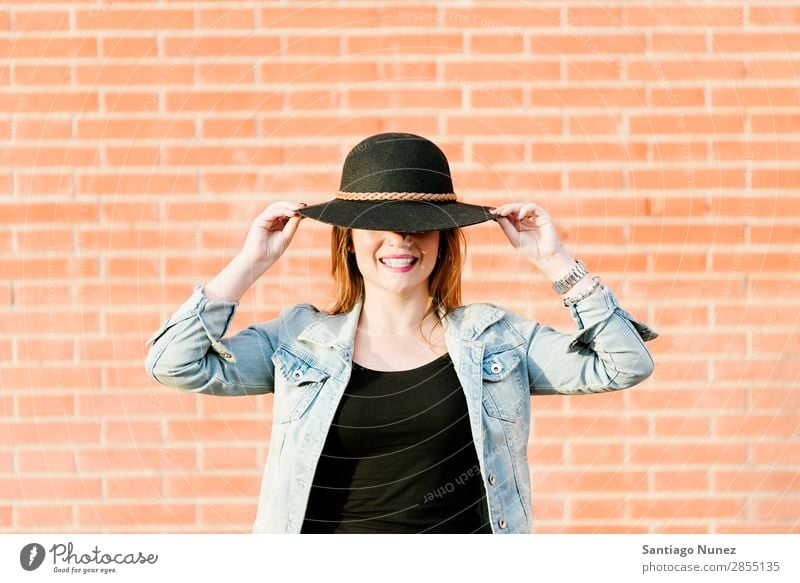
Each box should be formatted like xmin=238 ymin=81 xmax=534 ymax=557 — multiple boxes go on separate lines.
xmin=350 ymin=229 xmax=440 ymax=296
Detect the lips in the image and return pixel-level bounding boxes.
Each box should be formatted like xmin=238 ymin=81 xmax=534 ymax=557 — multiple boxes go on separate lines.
xmin=379 ymin=256 xmax=418 ymax=271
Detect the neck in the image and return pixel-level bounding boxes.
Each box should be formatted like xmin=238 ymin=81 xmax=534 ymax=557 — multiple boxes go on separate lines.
xmin=358 ymin=286 xmax=437 ymax=337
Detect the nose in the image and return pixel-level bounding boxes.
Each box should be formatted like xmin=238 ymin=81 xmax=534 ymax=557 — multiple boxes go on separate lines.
xmin=385 ymin=231 xmax=412 ymax=246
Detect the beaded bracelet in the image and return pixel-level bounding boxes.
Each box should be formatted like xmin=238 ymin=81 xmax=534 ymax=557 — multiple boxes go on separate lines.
xmin=562 ymin=276 xmax=602 ymax=307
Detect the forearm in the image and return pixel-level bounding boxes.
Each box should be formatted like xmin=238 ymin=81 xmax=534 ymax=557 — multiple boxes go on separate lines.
xmin=203 ymin=254 xmax=271 ymax=302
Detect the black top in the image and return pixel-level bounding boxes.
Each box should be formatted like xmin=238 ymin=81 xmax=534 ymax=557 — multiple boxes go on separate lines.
xmin=301 ymin=353 xmax=492 ymax=534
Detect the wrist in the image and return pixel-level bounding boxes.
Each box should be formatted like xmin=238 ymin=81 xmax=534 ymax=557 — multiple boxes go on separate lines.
xmin=534 ymin=248 xmax=576 ymax=281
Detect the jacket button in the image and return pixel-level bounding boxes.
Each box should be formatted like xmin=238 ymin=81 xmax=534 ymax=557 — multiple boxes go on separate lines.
xmin=292 ymin=371 xmax=302 ymax=380
xmin=498 ymin=518 xmax=507 ymax=529
xmin=488 ymin=473 xmax=496 ymax=485
xmin=490 ymin=363 xmax=502 ymax=373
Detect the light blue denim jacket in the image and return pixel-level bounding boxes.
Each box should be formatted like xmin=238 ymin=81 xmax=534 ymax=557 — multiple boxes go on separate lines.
xmin=145 ymin=283 xmax=658 ymax=534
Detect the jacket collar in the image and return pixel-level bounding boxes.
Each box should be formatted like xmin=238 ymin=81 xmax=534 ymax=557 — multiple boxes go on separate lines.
xmin=296 ymin=299 xmax=505 ymax=351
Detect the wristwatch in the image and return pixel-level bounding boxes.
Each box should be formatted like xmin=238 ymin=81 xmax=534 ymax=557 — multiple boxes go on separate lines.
xmin=551 ymin=259 xmax=588 ymax=294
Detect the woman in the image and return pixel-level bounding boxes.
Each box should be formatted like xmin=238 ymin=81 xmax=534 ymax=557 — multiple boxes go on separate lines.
xmin=145 ymin=132 xmax=658 ymax=534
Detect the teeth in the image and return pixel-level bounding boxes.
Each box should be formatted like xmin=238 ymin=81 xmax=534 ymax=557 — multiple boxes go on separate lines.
xmin=381 ymin=258 xmax=415 ymax=267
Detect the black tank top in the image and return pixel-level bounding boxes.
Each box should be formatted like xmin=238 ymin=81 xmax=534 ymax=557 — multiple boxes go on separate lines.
xmin=301 ymin=352 xmax=492 ymax=533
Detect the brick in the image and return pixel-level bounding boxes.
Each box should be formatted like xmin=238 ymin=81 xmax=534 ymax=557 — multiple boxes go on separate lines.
xmin=348 ymin=88 xmax=461 ymax=109
xmin=625 ymin=6 xmax=743 ymax=27
xmin=11 ymin=10 xmax=69 ymax=31
xmin=654 ymin=471 xmax=710 ymax=492
xmin=2 ymin=37 xmax=96 ymax=58
xmin=715 ymin=414 xmax=799 ymax=438
xmin=469 ymin=33 xmax=524 ymax=54
xmin=441 ymin=6 xmax=560 ymax=28
xmin=197 ymin=63 xmax=255 ymax=84
xmin=15 ymin=229 xmax=72 ymax=252
xmin=165 ymin=473 xmax=260 ymax=498
xmin=629 ymin=224 xmax=745 ymax=245
xmin=198 ymin=8 xmax=255 ymax=29
xmin=630 ymin=498 xmax=744 ymax=519
xmin=17 ymin=505 xmax=74 ymax=528
xmin=261 ymin=115 xmax=380 ymax=137
xmin=630 ymin=113 xmax=745 ymax=135
xmin=164 ymin=36 xmax=280 ymax=58
xmin=566 ymin=59 xmax=622 ymax=81
xmin=17 ymin=394 xmax=75 ymax=417
xmin=201 ymin=446 xmax=260 ymax=471
xmin=76 ymin=8 xmax=194 ymax=30
xmin=347 ymin=33 xmax=462 ymax=54
xmin=262 ymin=62 xmax=378 ymax=84
xmin=77 ymin=503 xmax=195 ymax=527
xmin=2 ymin=257 xmax=88 ymax=281
xmin=711 ymin=359 xmax=800 ymax=383
xmin=715 ymin=471 xmax=800 ymax=492
xmin=199 ymin=118 xmax=257 ymax=139
xmin=744 ymin=58 xmax=800 ymax=79
xmin=626 ymin=59 xmax=744 ymax=81
xmin=652 ymin=33 xmax=706 ymax=53
xmin=0 ymin=475 xmax=100 ymax=502
xmin=446 ymin=60 xmax=560 ymax=81
xmin=532 ymin=416 xmax=648 ymax=438
xmin=571 ymin=498 xmax=625 ymax=520
xmin=566 ymin=7 xmax=624 ymax=27
xmin=0 ymin=92 xmax=98 ymax=114
xmin=568 ymin=443 xmax=623 ymax=465
xmin=446 ymin=114 xmax=562 ymax=136
xmin=167 ymin=420 xmax=269 ymax=442
xmin=654 ymin=416 xmax=710 ymax=436
xmin=76 ymin=448 xmax=196 ymax=472
xmin=567 ymin=114 xmax=623 ymax=135
xmin=77 ymin=173 xmax=196 ymax=195
xmin=530 ymin=34 xmax=646 ymax=55
xmin=163 ymin=145 xmax=282 ymax=166
xmin=2 ymin=119 xmax=71 ymax=140
xmin=0 ymin=364 xmax=100 ymax=390
xmin=13 ymin=64 xmax=70 ymax=85
xmin=198 ymin=503 xmax=256 ymax=526
xmin=752 ymin=441 xmax=800 ymax=464
xmin=76 ymin=64 xmax=193 ymax=85
xmin=531 ymin=87 xmax=645 ymax=107
xmin=714 ymin=33 xmax=800 ymax=53
xmin=752 ymin=498 xmax=800 ymax=520
xmin=260 ymin=7 xmax=380 ymax=28
xmin=100 ymin=37 xmax=157 ymax=58
xmin=713 ymin=86 xmax=800 ymax=107
xmin=105 ymin=476 xmax=163 ymax=499
xmin=628 ymin=168 xmax=744 ymax=190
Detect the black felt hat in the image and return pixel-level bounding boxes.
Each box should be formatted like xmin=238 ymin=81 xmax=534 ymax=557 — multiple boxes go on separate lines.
xmin=297 ymin=132 xmax=497 ymax=232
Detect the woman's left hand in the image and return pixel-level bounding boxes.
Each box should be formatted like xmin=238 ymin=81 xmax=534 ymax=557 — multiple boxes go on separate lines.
xmin=490 ymin=202 xmax=565 ymax=264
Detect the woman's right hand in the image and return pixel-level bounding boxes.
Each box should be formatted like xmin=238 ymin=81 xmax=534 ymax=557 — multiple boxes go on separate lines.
xmin=237 ymin=201 xmax=307 ymax=269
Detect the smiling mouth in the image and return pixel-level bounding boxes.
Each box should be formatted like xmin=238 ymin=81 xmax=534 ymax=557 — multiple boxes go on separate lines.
xmin=379 ymin=257 xmax=418 ymax=269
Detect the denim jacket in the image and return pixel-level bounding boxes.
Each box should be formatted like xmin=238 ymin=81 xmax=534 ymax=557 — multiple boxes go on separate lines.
xmin=145 ymin=283 xmax=658 ymax=534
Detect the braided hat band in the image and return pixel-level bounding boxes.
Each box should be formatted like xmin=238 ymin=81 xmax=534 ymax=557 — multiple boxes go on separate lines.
xmin=335 ymin=191 xmax=457 ymax=202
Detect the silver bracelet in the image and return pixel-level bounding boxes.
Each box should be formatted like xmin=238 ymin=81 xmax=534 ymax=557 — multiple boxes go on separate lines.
xmin=551 ymin=259 xmax=588 ymax=294
xmin=562 ymin=276 xmax=602 ymax=307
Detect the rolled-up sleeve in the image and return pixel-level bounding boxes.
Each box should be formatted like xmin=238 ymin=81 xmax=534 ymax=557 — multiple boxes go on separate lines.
xmin=144 ymin=284 xmax=276 ymax=396
xmin=511 ymin=285 xmax=659 ymax=395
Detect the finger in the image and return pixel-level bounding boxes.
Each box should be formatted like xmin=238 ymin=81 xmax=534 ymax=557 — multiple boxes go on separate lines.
xmin=259 ymin=201 xmax=306 ymax=217
xmin=281 ymin=215 xmax=303 ymax=240
xmin=495 ymin=216 xmax=521 ymax=246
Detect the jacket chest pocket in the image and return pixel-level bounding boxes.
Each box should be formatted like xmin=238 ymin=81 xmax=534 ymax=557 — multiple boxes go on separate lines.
xmin=481 ymin=348 xmax=525 ymax=422
xmin=271 ymin=347 xmax=330 ymax=424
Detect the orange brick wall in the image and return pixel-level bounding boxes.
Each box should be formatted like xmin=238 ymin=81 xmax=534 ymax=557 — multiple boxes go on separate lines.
xmin=3 ymin=1 xmax=798 ymax=533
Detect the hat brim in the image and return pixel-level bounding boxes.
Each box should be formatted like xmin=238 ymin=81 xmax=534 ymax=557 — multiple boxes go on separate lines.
xmin=297 ymin=200 xmax=498 ymax=233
